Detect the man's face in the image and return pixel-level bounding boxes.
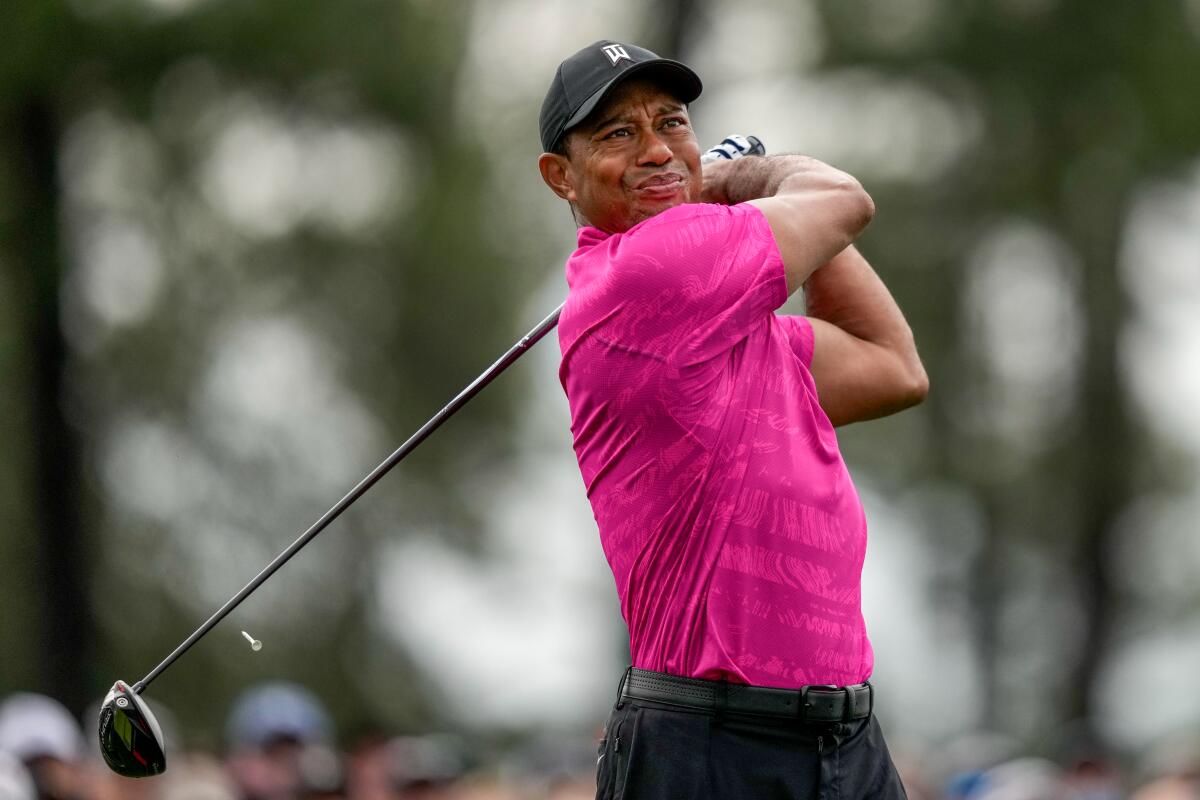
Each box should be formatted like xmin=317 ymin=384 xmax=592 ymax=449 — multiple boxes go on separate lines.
xmin=547 ymin=78 xmax=702 ymax=233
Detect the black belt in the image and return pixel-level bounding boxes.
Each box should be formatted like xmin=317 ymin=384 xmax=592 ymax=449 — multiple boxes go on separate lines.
xmin=620 ymin=668 xmax=873 ymax=723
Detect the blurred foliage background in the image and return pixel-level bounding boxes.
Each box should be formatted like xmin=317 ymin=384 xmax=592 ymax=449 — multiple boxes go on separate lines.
xmin=2 ymin=0 xmax=1200 ymax=775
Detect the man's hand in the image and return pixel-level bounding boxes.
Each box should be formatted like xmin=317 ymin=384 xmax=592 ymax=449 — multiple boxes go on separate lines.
xmin=700 ymin=135 xmax=764 ymax=205
xmin=701 ymin=157 xmax=738 ymax=205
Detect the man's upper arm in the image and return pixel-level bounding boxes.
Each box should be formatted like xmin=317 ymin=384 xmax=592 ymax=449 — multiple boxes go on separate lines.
xmin=748 ymin=173 xmax=874 ymax=296
xmin=609 ymin=204 xmax=787 ymax=365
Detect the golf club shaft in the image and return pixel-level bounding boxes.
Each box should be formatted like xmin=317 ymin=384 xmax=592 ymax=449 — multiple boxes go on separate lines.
xmin=134 ymin=302 xmax=564 ymax=693
xmin=130 ymin=134 xmax=767 ymax=694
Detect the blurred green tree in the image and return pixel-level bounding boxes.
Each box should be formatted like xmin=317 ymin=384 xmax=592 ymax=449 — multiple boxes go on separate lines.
xmin=0 ymin=0 xmax=551 ymax=741
xmin=810 ymin=0 xmax=1200 ymax=737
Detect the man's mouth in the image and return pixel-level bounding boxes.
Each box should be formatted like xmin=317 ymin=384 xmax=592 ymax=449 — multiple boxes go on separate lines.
xmin=633 ymin=172 xmax=686 ymax=198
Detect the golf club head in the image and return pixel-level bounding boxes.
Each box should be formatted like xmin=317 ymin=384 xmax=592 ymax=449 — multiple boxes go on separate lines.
xmin=97 ymin=680 xmax=166 ymax=778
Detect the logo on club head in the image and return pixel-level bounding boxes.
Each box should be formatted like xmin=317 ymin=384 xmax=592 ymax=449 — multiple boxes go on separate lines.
xmin=601 ymin=44 xmax=631 ymax=66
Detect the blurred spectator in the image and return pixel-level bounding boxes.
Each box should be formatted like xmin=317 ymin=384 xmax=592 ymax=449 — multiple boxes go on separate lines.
xmin=159 ymin=753 xmax=239 ymax=800
xmin=346 ymin=732 xmax=469 ymax=799
xmin=345 ymin=734 xmax=395 ymax=800
xmin=0 ymin=753 xmax=34 ymax=800
xmin=388 ymin=735 xmax=467 ymax=799
xmin=446 ymin=777 xmax=519 ymax=800
xmin=1133 ymin=774 xmax=1200 ymax=800
xmin=1060 ymin=739 xmax=1124 ymax=800
xmin=0 ymin=694 xmax=87 ymax=800
xmin=295 ymin=745 xmax=345 ymax=799
xmin=970 ymin=757 xmax=1064 ymax=800
xmin=889 ymin=748 xmax=935 ymax=800
xmin=542 ymin=775 xmax=595 ymax=800
xmin=506 ymin=733 xmax=595 ymax=800
xmin=223 ymin=682 xmax=342 ymax=800
xmin=1132 ymin=734 xmax=1200 ymax=800
xmin=226 ymin=683 xmax=333 ymax=752
xmin=940 ymin=730 xmax=1022 ymax=800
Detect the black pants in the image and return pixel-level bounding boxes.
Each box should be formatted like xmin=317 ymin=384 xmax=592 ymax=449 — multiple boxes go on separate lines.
xmin=595 ymin=692 xmax=908 ymax=799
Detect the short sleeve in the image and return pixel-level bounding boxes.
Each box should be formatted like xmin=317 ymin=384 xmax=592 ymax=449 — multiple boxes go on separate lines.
xmin=605 ymin=203 xmax=787 ymax=366
xmin=775 ymin=314 xmax=815 ymax=369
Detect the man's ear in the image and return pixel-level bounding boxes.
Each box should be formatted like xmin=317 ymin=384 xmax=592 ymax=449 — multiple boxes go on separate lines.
xmin=538 ymin=152 xmax=576 ymax=202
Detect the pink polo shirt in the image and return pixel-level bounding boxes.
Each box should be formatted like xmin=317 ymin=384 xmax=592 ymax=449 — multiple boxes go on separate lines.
xmin=558 ymin=202 xmax=872 ymax=689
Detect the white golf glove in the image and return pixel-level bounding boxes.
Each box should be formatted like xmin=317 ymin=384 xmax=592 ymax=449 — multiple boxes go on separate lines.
xmin=701 ymin=134 xmax=764 ymax=164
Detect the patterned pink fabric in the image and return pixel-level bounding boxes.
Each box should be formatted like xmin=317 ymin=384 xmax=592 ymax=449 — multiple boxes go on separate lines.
xmin=558 ymin=202 xmax=873 ymax=689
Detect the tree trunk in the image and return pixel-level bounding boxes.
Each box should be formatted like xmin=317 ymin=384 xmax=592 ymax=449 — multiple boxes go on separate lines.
xmin=10 ymin=95 xmax=95 ymax=714
xmin=1062 ymin=199 xmax=1133 ymax=724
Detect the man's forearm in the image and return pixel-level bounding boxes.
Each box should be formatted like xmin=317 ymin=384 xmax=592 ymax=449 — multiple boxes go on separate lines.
xmin=702 ymin=155 xmax=852 ymax=206
xmin=798 ymin=246 xmax=928 ymax=425
xmin=805 ymin=246 xmax=924 ymax=375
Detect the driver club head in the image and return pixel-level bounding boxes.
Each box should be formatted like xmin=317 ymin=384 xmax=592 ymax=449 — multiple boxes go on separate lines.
xmin=97 ymin=680 xmax=166 ymax=778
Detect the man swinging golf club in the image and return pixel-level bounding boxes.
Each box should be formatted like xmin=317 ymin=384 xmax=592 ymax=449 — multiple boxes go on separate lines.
xmin=538 ymin=41 xmax=928 ymax=799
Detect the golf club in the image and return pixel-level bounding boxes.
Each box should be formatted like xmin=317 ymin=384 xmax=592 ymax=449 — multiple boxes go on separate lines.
xmin=99 ymin=134 xmax=765 ymax=778
xmin=97 ymin=302 xmax=560 ymax=777
xmin=98 ymin=681 xmax=166 ymax=777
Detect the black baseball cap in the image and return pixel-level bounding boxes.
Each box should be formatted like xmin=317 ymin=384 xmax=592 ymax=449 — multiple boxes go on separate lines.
xmin=539 ymin=40 xmax=703 ymax=154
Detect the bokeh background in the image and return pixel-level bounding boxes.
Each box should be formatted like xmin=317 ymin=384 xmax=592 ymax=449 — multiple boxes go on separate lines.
xmin=3 ymin=0 xmax=1200 ymax=797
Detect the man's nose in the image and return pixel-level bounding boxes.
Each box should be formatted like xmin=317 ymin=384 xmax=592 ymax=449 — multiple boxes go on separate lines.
xmin=636 ymin=131 xmax=673 ymax=166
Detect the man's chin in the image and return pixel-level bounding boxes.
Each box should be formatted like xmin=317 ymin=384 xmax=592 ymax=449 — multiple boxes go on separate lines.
xmin=633 ymin=196 xmax=689 ymax=223
xmin=593 ymin=197 xmax=692 ymax=234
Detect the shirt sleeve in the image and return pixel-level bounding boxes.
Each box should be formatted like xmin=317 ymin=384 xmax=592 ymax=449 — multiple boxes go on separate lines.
xmin=774 ymin=314 xmax=815 ymax=369
xmin=605 ymin=202 xmax=787 ymax=367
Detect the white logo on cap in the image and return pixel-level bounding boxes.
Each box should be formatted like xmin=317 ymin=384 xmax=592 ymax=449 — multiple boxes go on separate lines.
xmin=601 ymin=44 xmax=631 ymax=66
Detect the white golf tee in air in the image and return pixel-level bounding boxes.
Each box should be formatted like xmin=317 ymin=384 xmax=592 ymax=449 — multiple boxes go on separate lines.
xmin=241 ymin=631 xmax=262 ymax=652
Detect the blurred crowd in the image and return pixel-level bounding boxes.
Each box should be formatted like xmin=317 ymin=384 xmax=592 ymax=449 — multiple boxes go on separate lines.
xmin=0 ymin=684 xmax=596 ymax=800
xmin=891 ymin=728 xmax=1200 ymax=800
xmin=1 ymin=686 xmax=1199 ymax=800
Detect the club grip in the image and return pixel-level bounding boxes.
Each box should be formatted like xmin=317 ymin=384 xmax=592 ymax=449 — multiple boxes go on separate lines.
xmin=701 ymin=134 xmax=765 ymax=164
